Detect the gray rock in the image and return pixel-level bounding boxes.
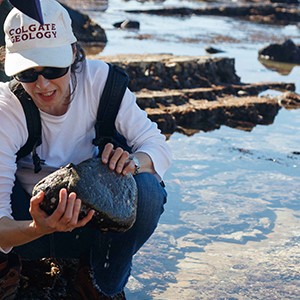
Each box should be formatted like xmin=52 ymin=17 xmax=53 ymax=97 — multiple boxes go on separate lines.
xmin=32 ymin=158 xmax=138 ymax=232
xmin=205 ymin=46 xmax=225 ymax=54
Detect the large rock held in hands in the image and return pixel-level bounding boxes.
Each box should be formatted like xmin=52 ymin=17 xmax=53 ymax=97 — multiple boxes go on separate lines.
xmin=32 ymin=158 xmax=138 ymax=232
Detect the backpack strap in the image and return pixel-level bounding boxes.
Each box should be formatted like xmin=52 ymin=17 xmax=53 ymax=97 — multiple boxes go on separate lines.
xmin=9 ymin=80 xmax=43 ymax=173
xmin=9 ymin=63 xmax=129 ymax=172
xmin=93 ymin=63 xmax=129 ymax=153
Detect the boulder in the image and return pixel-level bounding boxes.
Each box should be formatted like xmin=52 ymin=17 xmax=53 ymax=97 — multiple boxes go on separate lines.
xmin=205 ymin=46 xmax=225 ymax=54
xmin=59 ymin=2 xmax=107 ymax=44
xmin=32 ymin=158 xmax=138 ymax=232
xmin=258 ymin=39 xmax=300 ymax=64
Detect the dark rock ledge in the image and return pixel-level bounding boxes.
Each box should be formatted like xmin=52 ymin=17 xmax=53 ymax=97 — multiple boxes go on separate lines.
xmin=98 ymin=53 xmax=298 ymax=135
xmin=126 ymin=2 xmax=300 ymax=26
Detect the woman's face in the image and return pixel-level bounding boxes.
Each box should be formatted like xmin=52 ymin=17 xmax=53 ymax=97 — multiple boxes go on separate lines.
xmin=21 ymin=66 xmax=72 ymax=116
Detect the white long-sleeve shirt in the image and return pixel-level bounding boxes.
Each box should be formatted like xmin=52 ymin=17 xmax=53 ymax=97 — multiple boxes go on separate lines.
xmin=0 ymin=59 xmax=171 ymax=223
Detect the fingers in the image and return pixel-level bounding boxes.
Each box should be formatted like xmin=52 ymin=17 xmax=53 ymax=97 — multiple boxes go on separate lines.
xmin=113 ymin=148 xmax=130 ymax=173
xmin=60 ymin=192 xmax=77 ymax=225
xmin=121 ymin=158 xmax=135 ymax=176
xmin=50 ymin=188 xmax=68 ymax=221
xmin=45 ymin=189 xmax=93 ymax=232
xmin=101 ymin=143 xmax=114 ymax=164
xmin=101 ymin=143 xmax=130 ymax=174
xmin=77 ymin=209 xmax=95 ymax=228
xmin=29 ymin=191 xmax=47 ymax=217
xmin=60 ymin=195 xmax=94 ymax=232
xmin=31 ymin=191 xmax=45 ymax=204
xmin=30 ymin=188 xmax=95 ymax=236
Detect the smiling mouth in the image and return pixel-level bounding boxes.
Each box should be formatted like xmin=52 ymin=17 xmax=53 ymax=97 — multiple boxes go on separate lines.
xmin=41 ymin=91 xmax=55 ymax=97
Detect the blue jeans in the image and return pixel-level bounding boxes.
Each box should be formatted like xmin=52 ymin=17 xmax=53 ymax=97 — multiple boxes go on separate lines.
xmin=11 ymin=173 xmax=167 ymax=296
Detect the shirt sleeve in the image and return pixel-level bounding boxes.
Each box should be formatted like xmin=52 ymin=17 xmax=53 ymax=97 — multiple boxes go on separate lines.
xmin=0 ymin=84 xmax=28 ymax=217
xmin=115 ymin=88 xmax=172 ymax=180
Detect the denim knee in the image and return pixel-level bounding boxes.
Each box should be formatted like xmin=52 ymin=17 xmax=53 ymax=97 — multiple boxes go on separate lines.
xmin=91 ymin=173 xmax=167 ymax=295
xmin=132 ymin=173 xmax=167 ymax=246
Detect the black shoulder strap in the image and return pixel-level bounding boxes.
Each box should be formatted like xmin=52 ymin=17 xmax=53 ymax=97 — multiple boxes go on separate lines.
xmin=10 ymin=63 xmax=129 ymax=172
xmin=9 ymin=80 xmax=43 ymax=173
xmin=93 ymin=63 xmax=129 ymax=152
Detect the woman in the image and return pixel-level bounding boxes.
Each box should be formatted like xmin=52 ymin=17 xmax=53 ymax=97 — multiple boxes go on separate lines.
xmin=0 ymin=0 xmax=171 ymax=299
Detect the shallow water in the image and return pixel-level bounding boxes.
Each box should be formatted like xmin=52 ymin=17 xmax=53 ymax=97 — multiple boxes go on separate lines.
xmin=128 ymin=109 xmax=300 ymax=300
xmin=83 ymin=1 xmax=300 ymax=298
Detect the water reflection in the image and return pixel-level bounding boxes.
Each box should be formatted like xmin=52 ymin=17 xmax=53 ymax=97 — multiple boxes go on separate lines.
xmin=127 ymin=109 xmax=300 ymax=299
xmin=258 ymin=57 xmax=298 ymax=75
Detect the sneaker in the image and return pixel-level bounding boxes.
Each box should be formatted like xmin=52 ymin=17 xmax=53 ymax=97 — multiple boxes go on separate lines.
xmin=73 ymin=255 xmax=126 ymax=300
xmin=0 ymin=252 xmax=22 ymax=300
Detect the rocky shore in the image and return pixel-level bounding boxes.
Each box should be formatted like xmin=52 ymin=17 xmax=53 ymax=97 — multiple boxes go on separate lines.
xmin=126 ymin=1 xmax=300 ymax=26
xmin=97 ymin=53 xmax=299 ymax=135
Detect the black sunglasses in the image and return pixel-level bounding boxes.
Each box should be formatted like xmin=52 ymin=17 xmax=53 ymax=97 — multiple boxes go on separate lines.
xmin=14 ymin=66 xmax=70 ymax=83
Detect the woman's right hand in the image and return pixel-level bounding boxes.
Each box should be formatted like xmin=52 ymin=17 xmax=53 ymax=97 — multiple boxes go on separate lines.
xmin=29 ymin=188 xmax=95 ymax=235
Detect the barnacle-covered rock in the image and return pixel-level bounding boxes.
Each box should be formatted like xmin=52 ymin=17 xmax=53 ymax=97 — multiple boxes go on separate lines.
xmin=32 ymin=158 xmax=138 ymax=232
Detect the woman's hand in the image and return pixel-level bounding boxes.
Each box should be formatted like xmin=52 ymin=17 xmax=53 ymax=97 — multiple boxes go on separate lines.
xmin=29 ymin=188 xmax=95 ymax=235
xmin=101 ymin=143 xmax=156 ymax=176
xmin=101 ymin=143 xmax=134 ymax=175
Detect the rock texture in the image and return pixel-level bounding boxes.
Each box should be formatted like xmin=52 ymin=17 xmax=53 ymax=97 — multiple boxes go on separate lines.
xmin=259 ymin=39 xmax=300 ymax=64
xmin=33 ymin=158 xmax=138 ymax=232
xmin=97 ymin=53 xmax=298 ymax=135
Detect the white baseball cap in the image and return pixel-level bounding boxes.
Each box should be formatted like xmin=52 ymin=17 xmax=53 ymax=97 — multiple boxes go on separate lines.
xmin=4 ymin=0 xmax=77 ymax=76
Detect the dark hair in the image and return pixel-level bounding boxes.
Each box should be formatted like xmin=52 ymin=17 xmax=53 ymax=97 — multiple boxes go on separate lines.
xmin=71 ymin=42 xmax=86 ymax=73
xmin=70 ymin=42 xmax=86 ymax=98
xmin=0 ymin=46 xmax=10 ymax=82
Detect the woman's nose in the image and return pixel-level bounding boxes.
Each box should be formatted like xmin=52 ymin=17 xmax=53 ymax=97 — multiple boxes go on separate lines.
xmin=35 ymin=75 xmax=50 ymax=89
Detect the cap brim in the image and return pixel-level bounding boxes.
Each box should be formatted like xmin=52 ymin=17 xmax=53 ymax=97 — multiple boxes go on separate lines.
xmin=5 ymin=44 xmax=73 ymax=76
